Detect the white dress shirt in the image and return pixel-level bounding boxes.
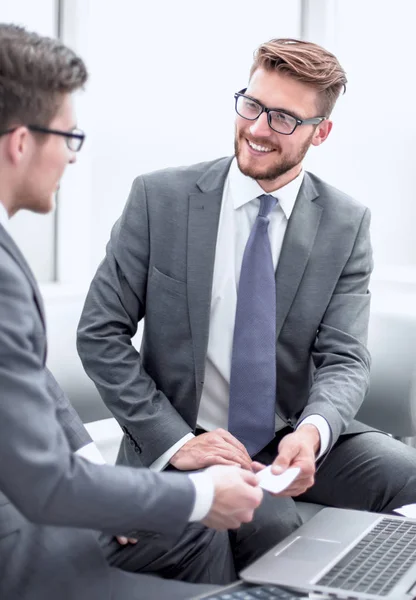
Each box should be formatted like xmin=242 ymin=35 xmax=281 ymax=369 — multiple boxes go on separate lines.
xmin=151 ymin=159 xmax=330 ymax=471
xmin=0 ymin=202 xmax=9 ymax=231
xmin=0 ymin=201 xmax=211 ymax=521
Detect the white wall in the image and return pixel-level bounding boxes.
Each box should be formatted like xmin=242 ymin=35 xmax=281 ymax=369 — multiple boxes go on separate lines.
xmin=84 ymin=0 xmax=302 ymax=268
xmin=3 ymin=0 xmax=416 ymax=291
xmin=303 ymin=0 xmax=416 ymax=276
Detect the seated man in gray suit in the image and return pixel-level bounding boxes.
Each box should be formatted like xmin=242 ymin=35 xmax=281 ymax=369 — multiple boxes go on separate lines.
xmin=0 ymin=24 xmax=264 ymax=600
xmin=78 ymin=35 xmax=416 ymax=572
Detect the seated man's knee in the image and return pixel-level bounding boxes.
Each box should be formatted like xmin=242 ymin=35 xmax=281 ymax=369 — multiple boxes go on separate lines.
xmin=231 ymin=495 xmax=301 ymax=570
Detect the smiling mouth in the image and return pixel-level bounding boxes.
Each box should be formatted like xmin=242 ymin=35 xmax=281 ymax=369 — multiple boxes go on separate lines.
xmin=246 ymin=139 xmax=274 ymax=153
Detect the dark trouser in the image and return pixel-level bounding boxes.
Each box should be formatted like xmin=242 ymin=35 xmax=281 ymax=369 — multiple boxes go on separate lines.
xmin=0 ymin=519 xmax=218 ymax=600
xmin=300 ymin=431 xmax=416 ymax=513
xmin=100 ymin=521 xmax=235 ymax=587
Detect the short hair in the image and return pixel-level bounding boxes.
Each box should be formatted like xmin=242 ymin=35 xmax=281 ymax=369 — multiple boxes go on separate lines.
xmin=250 ymin=38 xmax=347 ymax=116
xmin=0 ymin=24 xmax=88 ymax=131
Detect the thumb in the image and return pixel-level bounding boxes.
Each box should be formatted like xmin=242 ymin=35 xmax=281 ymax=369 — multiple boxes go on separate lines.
xmin=273 ymin=442 xmax=298 ymax=474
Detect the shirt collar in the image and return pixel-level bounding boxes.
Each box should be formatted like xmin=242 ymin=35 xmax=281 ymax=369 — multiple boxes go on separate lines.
xmin=228 ymin=157 xmax=304 ymax=220
xmin=0 ymin=202 xmax=9 ymax=232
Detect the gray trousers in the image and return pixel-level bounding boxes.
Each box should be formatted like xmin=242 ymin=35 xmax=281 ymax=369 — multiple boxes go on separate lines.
xmin=0 ymin=520 xmax=219 ymax=600
xmin=101 ymin=522 xmax=235 ymax=595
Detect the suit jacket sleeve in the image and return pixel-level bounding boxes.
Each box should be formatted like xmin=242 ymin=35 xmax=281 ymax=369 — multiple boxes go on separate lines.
xmin=0 ymin=252 xmax=195 ymax=537
xmin=77 ymin=176 xmax=192 ymax=465
xmin=45 ymin=367 xmax=92 ymax=452
xmin=299 ymin=207 xmax=373 ymax=450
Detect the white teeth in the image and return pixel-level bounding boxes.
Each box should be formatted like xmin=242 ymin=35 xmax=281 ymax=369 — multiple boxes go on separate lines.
xmin=248 ymin=140 xmax=272 ymax=152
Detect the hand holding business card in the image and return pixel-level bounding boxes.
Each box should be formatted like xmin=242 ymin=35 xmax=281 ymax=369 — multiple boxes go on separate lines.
xmin=257 ymin=466 xmax=300 ymax=494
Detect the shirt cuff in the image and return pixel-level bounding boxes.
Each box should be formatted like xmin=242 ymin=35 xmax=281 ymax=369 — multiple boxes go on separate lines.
xmin=296 ymin=415 xmax=331 ymax=460
xmin=149 ymin=433 xmax=195 ymax=471
xmin=75 ymin=442 xmax=106 ymax=464
xmin=187 ymin=471 xmax=215 ymax=522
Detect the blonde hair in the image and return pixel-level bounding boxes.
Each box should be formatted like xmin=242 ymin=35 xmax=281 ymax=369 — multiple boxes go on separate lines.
xmin=250 ymin=38 xmax=347 ymax=116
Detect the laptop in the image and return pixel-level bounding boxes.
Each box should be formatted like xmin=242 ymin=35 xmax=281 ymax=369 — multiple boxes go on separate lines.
xmin=235 ymin=507 xmax=416 ymax=600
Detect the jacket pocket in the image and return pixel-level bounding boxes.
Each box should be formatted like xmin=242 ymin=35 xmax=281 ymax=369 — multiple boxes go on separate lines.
xmin=150 ymin=266 xmax=186 ymax=297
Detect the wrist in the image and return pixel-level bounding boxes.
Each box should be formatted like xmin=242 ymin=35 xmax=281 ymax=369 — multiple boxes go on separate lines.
xmin=297 ymin=423 xmax=321 ymax=455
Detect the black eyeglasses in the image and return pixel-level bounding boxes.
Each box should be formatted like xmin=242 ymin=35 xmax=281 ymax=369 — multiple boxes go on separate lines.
xmin=234 ymin=89 xmax=326 ymax=135
xmin=0 ymin=124 xmax=86 ymax=152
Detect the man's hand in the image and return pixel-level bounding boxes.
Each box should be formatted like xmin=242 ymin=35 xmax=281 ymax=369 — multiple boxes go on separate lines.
xmin=170 ymin=428 xmax=252 ymax=470
xmin=271 ymin=425 xmax=320 ymax=497
xmin=202 ymin=465 xmax=263 ymax=530
xmin=116 ymin=536 xmax=138 ymax=545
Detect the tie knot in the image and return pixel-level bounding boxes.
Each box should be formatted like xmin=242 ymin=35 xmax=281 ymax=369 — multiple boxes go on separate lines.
xmin=257 ymin=194 xmax=277 ymax=218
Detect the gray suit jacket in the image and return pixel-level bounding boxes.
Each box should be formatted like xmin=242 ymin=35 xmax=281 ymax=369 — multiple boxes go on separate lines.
xmin=0 ymin=225 xmax=195 ymax=599
xmin=78 ymin=157 xmax=373 ymax=468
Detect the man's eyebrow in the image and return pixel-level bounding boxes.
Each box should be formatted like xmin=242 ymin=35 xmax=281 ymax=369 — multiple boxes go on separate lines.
xmin=243 ymin=92 xmax=304 ymax=121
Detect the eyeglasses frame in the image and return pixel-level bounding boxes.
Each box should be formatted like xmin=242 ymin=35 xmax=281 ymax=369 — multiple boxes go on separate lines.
xmin=234 ymin=88 xmax=327 ymax=135
xmin=0 ymin=124 xmax=86 ymax=151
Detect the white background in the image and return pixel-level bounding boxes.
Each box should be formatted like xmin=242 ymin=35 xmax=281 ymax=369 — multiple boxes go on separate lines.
xmin=2 ymin=0 xmax=416 ymax=289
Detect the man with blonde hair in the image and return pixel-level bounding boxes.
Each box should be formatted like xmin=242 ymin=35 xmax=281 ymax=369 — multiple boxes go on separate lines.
xmin=78 ymin=38 xmax=416 ymax=569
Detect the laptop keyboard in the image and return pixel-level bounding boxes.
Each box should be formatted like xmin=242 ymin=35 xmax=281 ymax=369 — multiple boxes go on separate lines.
xmin=318 ymin=517 xmax=416 ymax=596
xmin=204 ymin=584 xmax=302 ymax=599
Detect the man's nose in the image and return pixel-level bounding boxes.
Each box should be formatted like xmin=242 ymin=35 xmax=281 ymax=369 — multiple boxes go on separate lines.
xmin=69 ymin=150 xmax=77 ymax=165
xmin=249 ymin=112 xmax=271 ymax=137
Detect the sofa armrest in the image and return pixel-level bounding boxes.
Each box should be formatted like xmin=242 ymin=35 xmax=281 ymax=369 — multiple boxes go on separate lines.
xmin=356 ymin=310 xmax=416 ymax=437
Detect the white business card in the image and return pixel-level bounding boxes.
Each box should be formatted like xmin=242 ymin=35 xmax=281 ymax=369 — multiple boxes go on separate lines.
xmin=257 ymin=466 xmax=300 ymax=494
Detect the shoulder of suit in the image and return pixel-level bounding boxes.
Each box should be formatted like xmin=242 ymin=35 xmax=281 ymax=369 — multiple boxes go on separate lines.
xmin=0 ymin=242 xmax=32 ymax=300
xmin=132 ymin=156 xmax=231 ymax=192
xmin=305 ymin=171 xmax=369 ymax=215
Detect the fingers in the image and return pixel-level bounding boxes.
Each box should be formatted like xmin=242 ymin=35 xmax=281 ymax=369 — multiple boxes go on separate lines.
xmin=272 ymin=456 xmax=316 ymax=497
xmin=238 ymin=469 xmax=260 ymax=487
xmin=171 ymin=432 xmax=252 ymax=470
xmin=250 ymin=485 xmax=264 ymax=507
xmin=212 ymin=433 xmax=252 ymax=467
xmin=204 ymin=455 xmax=242 ymax=467
xmin=251 ymin=461 xmax=267 ymax=473
xmin=217 ymin=428 xmax=252 ymax=457
xmin=199 ymin=431 xmax=253 ymax=469
xmin=203 ymin=466 xmax=264 ymax=530
xmin=279 ymin=474 xmax=314 ymax=496
xmin=272 ymin=433 xmax=303 ymax=474
xmin=116 ymin=536 xmax=128 ymax=545
xmin=272 ymin=446 xmax=297 ymax=474
xmin=116 ymin=536 xmax=138 ymax=545
xmin=208 ymin=441 xmax=252 ymax=469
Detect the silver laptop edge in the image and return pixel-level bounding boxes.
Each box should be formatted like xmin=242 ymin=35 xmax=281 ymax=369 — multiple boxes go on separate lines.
xmin=240 ymin=507 xmax=416 ymax=600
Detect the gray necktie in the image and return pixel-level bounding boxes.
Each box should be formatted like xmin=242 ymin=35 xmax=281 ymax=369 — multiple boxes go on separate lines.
xmin=228 ymin=194 xmax=277 ymax=456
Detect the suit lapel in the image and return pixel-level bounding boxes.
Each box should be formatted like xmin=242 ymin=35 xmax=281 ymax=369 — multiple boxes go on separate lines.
xmin=187 ymin=157 xmax=233 ymax=398
xmin=0 ymin=224 xmax=47 ymax=329
xmin=275 ymin=172 xmax=322 ymax=338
